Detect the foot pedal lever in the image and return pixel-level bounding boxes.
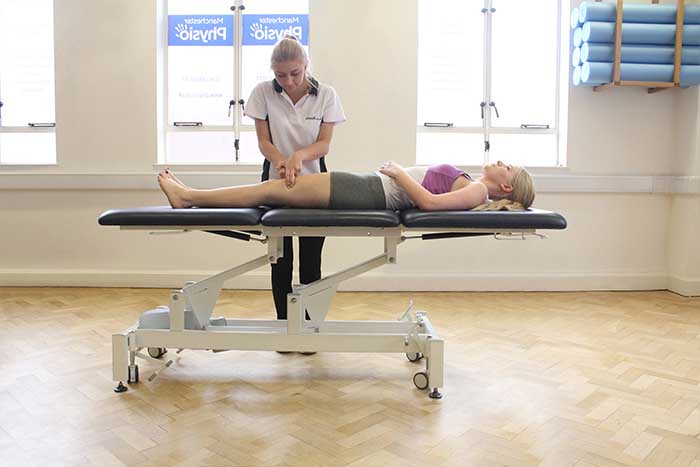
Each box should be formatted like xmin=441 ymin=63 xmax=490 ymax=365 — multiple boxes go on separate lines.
xmin=133 ymin=348 xmax=184 ymax=382
xmin=398 ymin=300 xmax=414 ymax=321
xmin=148 ymin=359 xmax=174 ymax=382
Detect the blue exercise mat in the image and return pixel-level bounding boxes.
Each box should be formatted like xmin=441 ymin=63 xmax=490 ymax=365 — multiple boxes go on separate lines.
xmin=581 ymin=62 xmax=700 ymax=86
xmin=582 ymin=22 xmax=700 ymax=46
xmin=573 ymin=27 xmax=583 ymax=47
xmin=579 ymin=1 xmax=700 ymax=25
xmin=581 ymin=43 xmax=700 ymax=65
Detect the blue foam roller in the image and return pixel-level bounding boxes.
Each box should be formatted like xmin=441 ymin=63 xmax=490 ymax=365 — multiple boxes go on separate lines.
xmin=572 ymin=47 xmax=582 ymax=66
xmin=573 ymin=65 xmax=605 ymax=86
xmin=581 ymin=43 xmax=700 ymax=65
xmin=573 ymin=65 xmax=581 ymax=85
xmin=571 ymin=7 xmax=581 ymax=29
xmin=581 ymin=62 xmax=700 ymax=86
xmin=579 ymin=2 xmax=700 ymax=25
xmin=582 ymin=22 xmax=700 ymax=46
xmin=573 ymin=27 xmax=583 ymax=47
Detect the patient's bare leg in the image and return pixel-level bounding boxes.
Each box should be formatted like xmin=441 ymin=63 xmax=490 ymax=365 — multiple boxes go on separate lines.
xmin=158 ymin=170 xmax=331 ymax=209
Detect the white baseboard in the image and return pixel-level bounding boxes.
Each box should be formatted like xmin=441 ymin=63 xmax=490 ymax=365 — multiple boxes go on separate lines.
xmin=667 ymin=275 xmax=700 ymax=297
xmin=0 ymin=269 xmax=670 ymax=293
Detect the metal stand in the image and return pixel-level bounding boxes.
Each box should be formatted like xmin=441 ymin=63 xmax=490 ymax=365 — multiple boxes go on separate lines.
xmin=112 ymin=235 xmax=445 ymax=398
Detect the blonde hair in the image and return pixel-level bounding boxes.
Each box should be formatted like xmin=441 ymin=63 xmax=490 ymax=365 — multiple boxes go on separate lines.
xmin=270 ymin=35 xmax=316 ymax=93
xmin=472 ymin=167 xmax=535 ymax=211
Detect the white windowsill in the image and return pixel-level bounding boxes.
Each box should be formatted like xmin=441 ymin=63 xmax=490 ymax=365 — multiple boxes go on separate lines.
xmin=0 ymin=170 xmax=698 ymax=194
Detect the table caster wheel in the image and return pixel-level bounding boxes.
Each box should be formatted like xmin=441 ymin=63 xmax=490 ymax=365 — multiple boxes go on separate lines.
xmin=114 ymin=382 xmax=128 ymax=393
xmin=429 ymin=388 xmax=443 ymax=399
xmin=413 ymin=371 xmax=429 ymax=390
xmin=148 ymin=347 xmax=167 ymax=359
xmin=406 ymin=352 xmax=423 ymax=363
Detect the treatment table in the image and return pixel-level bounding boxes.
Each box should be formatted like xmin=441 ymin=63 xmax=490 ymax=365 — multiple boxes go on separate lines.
xmin=99 ymin=207 xmax=567 ymax=398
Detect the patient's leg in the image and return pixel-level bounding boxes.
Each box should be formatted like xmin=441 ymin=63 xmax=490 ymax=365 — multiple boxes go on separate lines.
xmin=158 ymin=170 xmax=331 ymax=209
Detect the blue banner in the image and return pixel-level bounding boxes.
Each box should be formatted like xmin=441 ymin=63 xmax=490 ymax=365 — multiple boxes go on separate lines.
xmin=242 ymin=14 xmax=309 ymax=46
xmin=168 ymin=15 xmax=234 ymax=46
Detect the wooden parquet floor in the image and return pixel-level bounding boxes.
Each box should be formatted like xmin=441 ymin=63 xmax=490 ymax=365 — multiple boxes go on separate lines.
xmin=0 ymin=288 xmax=699 ymax=467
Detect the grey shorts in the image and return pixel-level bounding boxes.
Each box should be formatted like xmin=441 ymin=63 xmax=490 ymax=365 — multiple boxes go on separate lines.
xmin=329 ymin=172 xmax=386 ymax=210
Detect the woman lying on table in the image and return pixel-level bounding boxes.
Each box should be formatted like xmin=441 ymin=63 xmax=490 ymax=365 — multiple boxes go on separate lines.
xmin=158 ymin=161 xmax=535 ymax=212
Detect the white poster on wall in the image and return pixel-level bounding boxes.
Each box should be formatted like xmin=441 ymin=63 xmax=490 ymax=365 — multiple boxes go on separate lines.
xmin=167 ymin=13 xmax=235 ymax=125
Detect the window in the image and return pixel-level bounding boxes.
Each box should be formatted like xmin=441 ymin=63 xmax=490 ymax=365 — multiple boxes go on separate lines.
xmin=161 ymin=0 xmax=309 ymax=165
xmin=417 ymin=0 xmax=568 ymax=167
xmin=0 ymin=0 xmax=56 ymax=165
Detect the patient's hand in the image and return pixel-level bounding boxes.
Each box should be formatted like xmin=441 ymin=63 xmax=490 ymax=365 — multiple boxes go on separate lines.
xmin=379 ymin=160 xmax=404 ymax=179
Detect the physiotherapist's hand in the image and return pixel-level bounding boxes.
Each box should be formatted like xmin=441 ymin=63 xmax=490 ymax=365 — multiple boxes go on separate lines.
xmin=285 ymin=152 xmax=303 ymax=187
xmin=378 ymin=160 xmax=404 ymax=179
xmin=275 ymin=160 xmax=287 ymax=181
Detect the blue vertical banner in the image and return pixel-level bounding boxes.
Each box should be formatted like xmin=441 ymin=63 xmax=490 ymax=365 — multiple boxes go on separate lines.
xmin=168 ymin=15 xmax=234 ymax=46
xmin=242 ymin=14 xmax=309 ymax=46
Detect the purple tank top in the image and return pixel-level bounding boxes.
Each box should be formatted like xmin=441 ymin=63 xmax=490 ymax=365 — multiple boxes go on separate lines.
xmin=421 ymin=164 xmax=472 ymax=195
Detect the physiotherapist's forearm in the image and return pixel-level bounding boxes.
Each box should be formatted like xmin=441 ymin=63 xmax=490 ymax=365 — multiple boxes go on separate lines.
xmin=293 ymin=140 xmax=330 ymax=161
xmin=258 ymin=140 xmax=287 ymax=165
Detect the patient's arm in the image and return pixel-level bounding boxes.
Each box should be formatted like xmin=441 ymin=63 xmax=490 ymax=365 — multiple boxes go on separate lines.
xmin=389 ymin=168 xmax=488 ymax=211
xmin=418 ymin=183 xmax=489 ymax=211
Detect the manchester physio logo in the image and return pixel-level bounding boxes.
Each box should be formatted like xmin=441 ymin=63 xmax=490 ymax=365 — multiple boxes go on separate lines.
xmin=242 ymin=14 xmax=309 ymax=46
xmin=168 ymin=15 xmax=234 ymax=46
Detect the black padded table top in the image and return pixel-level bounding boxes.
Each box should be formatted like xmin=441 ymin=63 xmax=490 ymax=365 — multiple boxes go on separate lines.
xmin=98 ymin=206 xmax=265 ymax=226
xmin=98 ymin=206 xmax=567 ymax=231
xmin=261 ymin=209 xmax=401 ymax=228
xmin=400 ymin=208 xmax=567 ymax=230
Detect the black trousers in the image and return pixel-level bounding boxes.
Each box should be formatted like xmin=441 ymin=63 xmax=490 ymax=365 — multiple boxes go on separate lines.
xmin=271 ymin=236 xmax=325 ymax=320
xmin=262 ymin=157 xmax=327 ymax=320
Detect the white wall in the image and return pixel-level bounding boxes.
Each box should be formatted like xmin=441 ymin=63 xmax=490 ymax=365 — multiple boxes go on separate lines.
xmin=667 ymin=84 xmax=700 ymax=295
xmin=0 ymin=0 xmax=698 ymax=295
xmin=54 ymin=0 xmax=157 ymax=172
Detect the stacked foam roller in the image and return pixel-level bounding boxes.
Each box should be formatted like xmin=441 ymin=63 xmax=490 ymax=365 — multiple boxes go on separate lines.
xmin=571 ymin=1 xmax=700 ymax=87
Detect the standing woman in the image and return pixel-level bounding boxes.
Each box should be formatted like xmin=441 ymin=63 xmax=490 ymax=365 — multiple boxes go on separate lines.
xmin=244 ymin=35 xmax=346 ymax=332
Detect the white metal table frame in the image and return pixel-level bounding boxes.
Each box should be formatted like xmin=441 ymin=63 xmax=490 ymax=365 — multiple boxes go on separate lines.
xmin=112 ymin=224 xmax=537 ymax=399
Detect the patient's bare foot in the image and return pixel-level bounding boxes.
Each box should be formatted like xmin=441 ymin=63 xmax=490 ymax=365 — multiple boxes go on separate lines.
xmin=164 ymin=169 xmax=190 ymax=189
xmin=158 ymin=170 xmax=192 ymax=208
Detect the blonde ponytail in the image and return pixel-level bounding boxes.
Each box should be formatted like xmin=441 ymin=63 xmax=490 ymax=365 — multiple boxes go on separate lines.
xmin=471 ymin=199 xmax=525 ymax=211
xmin=471 ymin=168 xmax=535 ymax=211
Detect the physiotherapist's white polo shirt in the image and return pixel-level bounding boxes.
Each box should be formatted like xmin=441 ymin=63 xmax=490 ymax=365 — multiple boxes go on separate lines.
xmin=245 ymin=79 xmax=346 ymax=180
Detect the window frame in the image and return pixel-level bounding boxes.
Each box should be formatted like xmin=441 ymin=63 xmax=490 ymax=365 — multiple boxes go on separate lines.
xmin=160 ymin=1 xmax=238 ymax=166
xmin=0 ymin=0 xmax=57 ymax=166
xmin=159 ymin=0 xmax=310 ymax=167
xmin=416 ymin=0 xmax=569 ymax=169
